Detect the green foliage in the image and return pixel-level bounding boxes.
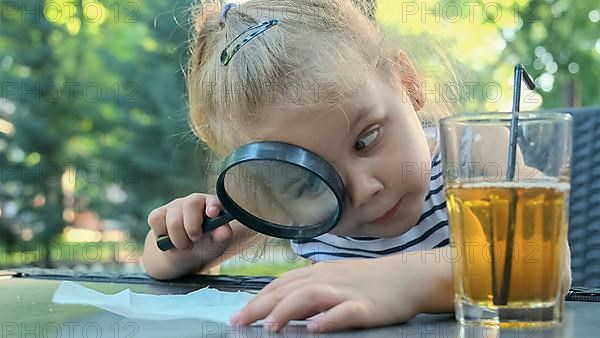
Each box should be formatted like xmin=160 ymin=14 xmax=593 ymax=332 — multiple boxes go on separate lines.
xmin=0 ymin=0 xmax=209 ymax=255
xmin=377 ymin=0 xmax=599 ymax=111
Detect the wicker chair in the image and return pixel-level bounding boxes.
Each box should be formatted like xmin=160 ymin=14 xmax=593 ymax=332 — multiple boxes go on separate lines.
xmin=566 ymin=106 xmax=600 ymax=287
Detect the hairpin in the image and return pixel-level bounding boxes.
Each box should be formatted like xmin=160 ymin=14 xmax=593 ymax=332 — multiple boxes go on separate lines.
xmin=220 ymin=19 xmax=279 ymax=66
xmin=220 ymin=3 xmax=235 ymax=27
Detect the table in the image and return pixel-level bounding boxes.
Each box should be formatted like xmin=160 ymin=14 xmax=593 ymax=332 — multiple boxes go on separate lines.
xmin=1 ymin=269 xmax=599 ymax=338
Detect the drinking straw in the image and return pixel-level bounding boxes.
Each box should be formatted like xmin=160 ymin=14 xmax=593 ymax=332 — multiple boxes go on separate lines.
xmin=499 ymin=64 xmax=536 ymax=305
xmin=507 ymin=64 xmax=536 ymax=180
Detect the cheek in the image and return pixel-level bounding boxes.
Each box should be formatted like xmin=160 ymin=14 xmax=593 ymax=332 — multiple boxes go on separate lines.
xmin=384 ymin=137 xmax=431 ymax=190
xmin=396 ymin=162 xmax=430 ymax=196
xmin=327 ymin=212 xmax=356 ymax=236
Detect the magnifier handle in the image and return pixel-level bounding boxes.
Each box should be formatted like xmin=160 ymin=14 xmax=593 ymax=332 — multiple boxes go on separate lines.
xmin=202 ymin=211 xmax=235 ymax=232
xmin=156 ymin=211 xmax=235 ymax=251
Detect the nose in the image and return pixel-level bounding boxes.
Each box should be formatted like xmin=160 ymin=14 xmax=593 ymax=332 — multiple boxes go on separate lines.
xmin=346 ymin=168 xmax=384 ymax=209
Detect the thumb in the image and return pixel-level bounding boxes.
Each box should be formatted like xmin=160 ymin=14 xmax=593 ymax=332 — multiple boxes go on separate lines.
xmin=210 ymin=222 xmax=233 ymax=244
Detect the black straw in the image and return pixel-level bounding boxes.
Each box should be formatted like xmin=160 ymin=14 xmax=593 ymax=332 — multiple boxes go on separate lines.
xmin=507 ymin=64 xmax=536 ymax=180
xmin=498 ymin=64 xmax=536 ymax=305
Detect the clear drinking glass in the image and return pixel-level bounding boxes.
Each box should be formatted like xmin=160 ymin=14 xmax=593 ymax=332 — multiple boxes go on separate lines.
xmin=440 ymin=112 xmax=572 ymax=327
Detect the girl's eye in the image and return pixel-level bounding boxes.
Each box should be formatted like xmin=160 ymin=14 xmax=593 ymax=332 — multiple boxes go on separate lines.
xmin=354 ymin=126 xmax=381 ymax=151
xmin=297 ymin=174 xmax=326 ymax=198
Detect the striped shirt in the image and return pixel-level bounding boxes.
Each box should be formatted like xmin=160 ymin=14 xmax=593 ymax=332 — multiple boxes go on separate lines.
xmin=290 ymin=133 xmax=449 ymax=262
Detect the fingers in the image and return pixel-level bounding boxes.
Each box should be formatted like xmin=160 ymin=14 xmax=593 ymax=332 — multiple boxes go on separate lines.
xmin=259 ymin=265 xmax=313 ymax=294
xmin=183 ymin=193 xmax=226 ymax=241
xmin=203 ymin=195 xmax=233 ymax=243
xmin=232 ymin=283 xmax=380 ymax=333
xmin=165 ymin=202 xmax=192 ymax=249
xmin=182 ymin=196 xmax=205 ymax=241
xmin=147 ymin=193 xmax=231 ymax=251
xmin=204 ymin=195 xmax=222 ymax=218
xmin=233 ymin=279 xmax=309 ymax=326
xmin=257 ymin=285 xmax=344 ymax=332
xmin=147 ymin=207 xmax=167 ymax=235
xmin=233 ymin=265 xmax=313 ymax=322
xmin=306 ymin=301 xmax=372 ymax=333
xmin=210 ymin=223 xmax=233 ymax=243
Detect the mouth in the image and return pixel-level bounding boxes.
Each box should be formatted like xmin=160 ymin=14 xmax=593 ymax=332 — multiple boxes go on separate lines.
xmin=371 ymin=198 xmax=403 ymax=225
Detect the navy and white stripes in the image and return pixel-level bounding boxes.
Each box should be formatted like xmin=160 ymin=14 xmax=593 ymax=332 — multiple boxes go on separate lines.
xmin=290 ymin=148 xmax=450 ymax=262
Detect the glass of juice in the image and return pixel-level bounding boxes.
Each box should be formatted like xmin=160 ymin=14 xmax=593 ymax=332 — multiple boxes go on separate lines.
xmin=440 ymin=112 xmax=572 ymax=327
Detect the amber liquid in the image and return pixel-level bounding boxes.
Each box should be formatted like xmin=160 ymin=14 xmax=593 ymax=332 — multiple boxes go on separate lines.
xmin=447 ymin=182 xmax=568 ymax=307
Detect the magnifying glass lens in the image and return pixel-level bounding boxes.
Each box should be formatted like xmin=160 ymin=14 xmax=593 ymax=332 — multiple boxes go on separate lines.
xmin=156 ymin=142 xmax=345 ymax=251
xmin=223 ymin=160 xmax=338 ymax=227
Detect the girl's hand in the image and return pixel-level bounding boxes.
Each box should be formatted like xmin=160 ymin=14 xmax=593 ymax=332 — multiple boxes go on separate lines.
xmin=230 ymin=256 xmax=431 ymax=333
xmin=147 ymin=193 xmax=232 ymax=258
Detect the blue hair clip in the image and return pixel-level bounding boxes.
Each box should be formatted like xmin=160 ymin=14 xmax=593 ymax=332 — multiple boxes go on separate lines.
xmin=220 ymin=19 xmax=278 ymax=66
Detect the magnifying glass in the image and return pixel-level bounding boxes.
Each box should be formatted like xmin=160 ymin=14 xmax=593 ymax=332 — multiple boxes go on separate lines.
xmin=156 ymin=141 xmax=345 ymax=251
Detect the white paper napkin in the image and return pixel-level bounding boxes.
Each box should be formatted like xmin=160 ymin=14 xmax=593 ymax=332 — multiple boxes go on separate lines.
xmin=52 ymin=281 xmax=256 ymax=322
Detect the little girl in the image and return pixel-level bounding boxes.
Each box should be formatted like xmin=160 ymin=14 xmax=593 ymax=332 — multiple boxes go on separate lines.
xmin=142 ymin=0 xmax=571 ymax=332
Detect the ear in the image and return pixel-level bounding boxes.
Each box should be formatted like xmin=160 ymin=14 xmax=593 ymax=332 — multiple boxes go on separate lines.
xmin=392 ymin=51 xmax=426 ymax=112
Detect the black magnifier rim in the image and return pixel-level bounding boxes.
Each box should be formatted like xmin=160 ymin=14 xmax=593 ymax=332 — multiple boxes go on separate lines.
xmin=216 ymin=141 xmax=345 ymax=239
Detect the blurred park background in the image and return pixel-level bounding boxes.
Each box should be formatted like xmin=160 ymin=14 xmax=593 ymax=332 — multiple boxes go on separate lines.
xmin=0 ymin=0 xmax=598 ymax=275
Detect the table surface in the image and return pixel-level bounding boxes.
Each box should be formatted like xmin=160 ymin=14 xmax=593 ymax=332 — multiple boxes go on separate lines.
xmin=2 ymin=273 xmax=599 ymax=338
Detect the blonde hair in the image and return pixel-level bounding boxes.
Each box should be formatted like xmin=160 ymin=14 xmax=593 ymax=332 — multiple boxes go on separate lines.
xmin=187 ymin=0 xmax=451 ymax=158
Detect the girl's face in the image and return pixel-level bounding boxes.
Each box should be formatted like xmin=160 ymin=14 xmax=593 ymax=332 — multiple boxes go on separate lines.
xmin=261 ymin=80 xmax=434 ymax=238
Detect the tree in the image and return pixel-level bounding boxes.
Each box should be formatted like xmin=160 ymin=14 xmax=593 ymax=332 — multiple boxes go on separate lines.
xmin=0 ymin=0 xmax=206 ymax=265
